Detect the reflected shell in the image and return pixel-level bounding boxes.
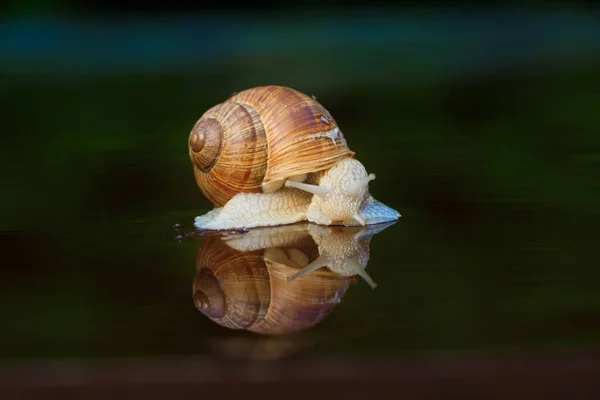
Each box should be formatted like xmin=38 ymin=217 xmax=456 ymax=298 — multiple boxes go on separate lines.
xmin=192 ymin=232 xmax=353 ymax=334
xmin=193 ymin=235 xmax=270 ymax=330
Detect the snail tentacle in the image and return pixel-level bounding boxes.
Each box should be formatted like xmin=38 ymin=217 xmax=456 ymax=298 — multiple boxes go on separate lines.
xmin=353 ymin=213 xmax=366 ymax=227
xmin=284 ymin=179 xmax=330 ymax=197
xmin=348 ymin=258 xmax=377 ymax=289
xmin=287 ymin=256 xmax=329 ymax=283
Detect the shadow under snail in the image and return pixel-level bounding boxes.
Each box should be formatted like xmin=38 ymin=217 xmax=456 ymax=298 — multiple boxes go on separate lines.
xmin=193 ymin=222 xmax=395 ymax=334
xmin=188 ymin=85 xmax=401 ymax=230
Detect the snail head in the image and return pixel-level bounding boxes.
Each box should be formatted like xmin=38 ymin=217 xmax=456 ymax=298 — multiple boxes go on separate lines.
xmin=285 ymin=158 xmax=375 ymax=226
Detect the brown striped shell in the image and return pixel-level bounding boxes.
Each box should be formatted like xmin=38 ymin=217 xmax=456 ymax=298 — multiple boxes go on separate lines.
xmin=188 ymin=86 xmax=354 ymax=206
xmin=192 ymin=229 xmax=353 ymax=335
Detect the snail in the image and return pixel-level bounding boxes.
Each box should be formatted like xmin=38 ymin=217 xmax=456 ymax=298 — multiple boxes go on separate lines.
xmin=192 ymin=222 xmax=394 ymax=334
xmin=189 ymin=85 xmax=400 ymax=230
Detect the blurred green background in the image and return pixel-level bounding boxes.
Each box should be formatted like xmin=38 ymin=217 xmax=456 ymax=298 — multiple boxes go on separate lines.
xmin=1 ymin=3 xmax=599 ymax=361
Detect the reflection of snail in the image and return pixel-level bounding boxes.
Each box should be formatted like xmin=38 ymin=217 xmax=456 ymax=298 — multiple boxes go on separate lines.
xmin=192 ymin=222 xmax=395 ymax=334
xmin=189 ymin=85 xmax=400 ymax=230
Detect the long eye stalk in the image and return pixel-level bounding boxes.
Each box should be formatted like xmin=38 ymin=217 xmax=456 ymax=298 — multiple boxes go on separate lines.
xmin=284 ymin=180 xmax=330 ymax=197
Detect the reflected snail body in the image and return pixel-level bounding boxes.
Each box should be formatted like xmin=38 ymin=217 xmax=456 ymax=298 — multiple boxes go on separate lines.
xmin=188 ymin=86 xmax=400 ymax=230
xmin=192 ymin=222 xmax=396 ymax=335
xmin=193 ymin=231 xmax=352 ymax=335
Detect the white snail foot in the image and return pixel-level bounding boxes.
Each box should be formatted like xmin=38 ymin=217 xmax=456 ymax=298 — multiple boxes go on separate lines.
xmin=194 ymin=189 xmax=312 ymax=230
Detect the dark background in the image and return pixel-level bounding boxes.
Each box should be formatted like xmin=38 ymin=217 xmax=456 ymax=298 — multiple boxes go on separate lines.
xmin=1 ymin=1 xmax=600 ymax=396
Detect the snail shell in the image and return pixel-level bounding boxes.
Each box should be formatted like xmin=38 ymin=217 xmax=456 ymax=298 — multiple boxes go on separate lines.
xmin=188 ymin=86 xmax=354 ymax=206
xmin=192 ymin=228 xmax=353 ymax=335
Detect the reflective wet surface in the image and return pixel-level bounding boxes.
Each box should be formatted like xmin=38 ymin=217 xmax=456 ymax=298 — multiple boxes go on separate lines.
xmin=3 ymin=206 xmax=599 ymax=362
xmin=3 ymin=208 xmax=600 ymax=396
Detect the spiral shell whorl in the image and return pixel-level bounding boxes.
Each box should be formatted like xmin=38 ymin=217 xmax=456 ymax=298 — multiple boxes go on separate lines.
xmin=191 ymin=102 xmax=268 ymax=206
xmin=194 ymin=236 xmax=271 ymax=330
xmin=189 ymin=118 xmax=222 ymax=172
xmin=193 ymin=268 xmax=227 ymax=319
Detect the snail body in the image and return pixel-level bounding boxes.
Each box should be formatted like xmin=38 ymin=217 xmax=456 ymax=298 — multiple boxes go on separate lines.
xmin=189 ymin=86 xmax=400 ymax=230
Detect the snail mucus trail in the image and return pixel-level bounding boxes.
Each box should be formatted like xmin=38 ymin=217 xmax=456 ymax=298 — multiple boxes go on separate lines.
xmin=188 ymin=85 xmax=400 ymax=230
